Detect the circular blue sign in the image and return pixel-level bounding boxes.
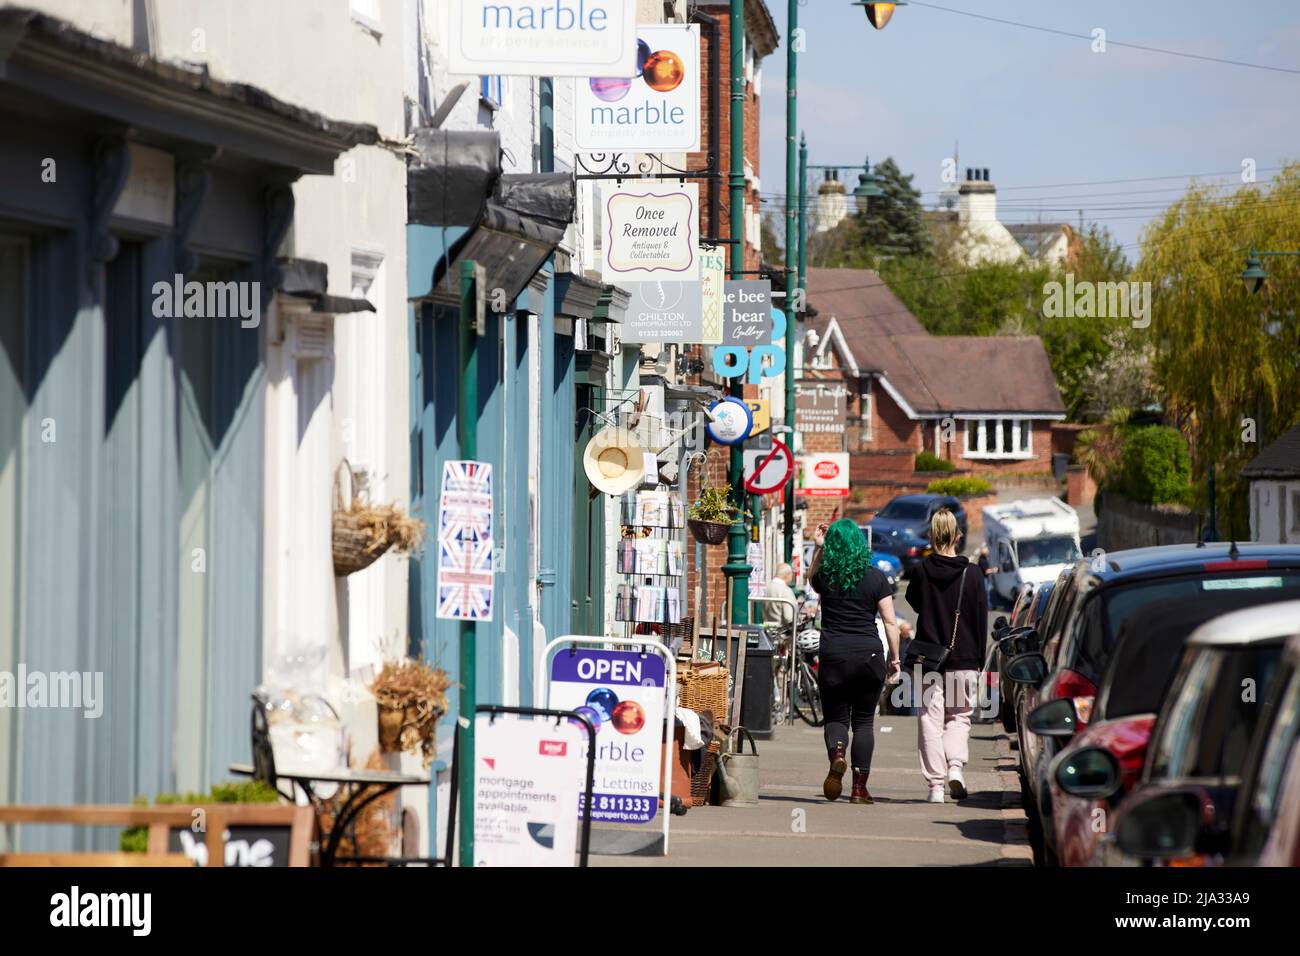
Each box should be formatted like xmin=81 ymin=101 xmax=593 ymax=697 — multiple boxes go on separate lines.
xmin=706 ymin=397 xmax=753 ymax=446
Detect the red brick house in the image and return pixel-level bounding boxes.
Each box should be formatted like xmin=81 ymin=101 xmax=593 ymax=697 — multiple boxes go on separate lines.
xmin=804 ymin=267 xmax=1066 ymax=512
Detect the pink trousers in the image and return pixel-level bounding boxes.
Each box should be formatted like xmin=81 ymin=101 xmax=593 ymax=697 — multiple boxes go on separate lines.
xmin=917 ymin=669 xmax=979 ymax=788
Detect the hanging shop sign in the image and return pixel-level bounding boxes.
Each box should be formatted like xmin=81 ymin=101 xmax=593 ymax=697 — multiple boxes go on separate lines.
xmin=705 ymin=397 xmax=753 ymax=446
xmin=743 ymin=438 xmax=795 ymax=496
xmin=601 ymin=183 xmax=699 ymax=283
xmin=619 ymin=246 xmax=722 ymax=344
xmin=744 ymin=398 xmax=770 ymax=435
xmin=797 ymin=452 xmax=851 ymax=498
xmin=548 ymin=649 xmax=666 ymax=824
xmin=473 ymin=713 xmax=587 ymax=867
xmin=436 ymin=461 xmax=495 ymax=621
xmin=712 ymin=305 xmax=787 ymax=383
xmin=722 ymin=280 xmax=773 ymax=346
xmin=794 ymin=381 xmax=848 ymax=436
xmin=447 ymin=0 xmax=638 ymax=78
xmin=576 ymin=24 xmax=700 ymax=152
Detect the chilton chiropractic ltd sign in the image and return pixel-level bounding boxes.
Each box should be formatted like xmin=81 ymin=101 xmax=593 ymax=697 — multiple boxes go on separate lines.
xmin=448 ymin=1 xmax=638 ymax=77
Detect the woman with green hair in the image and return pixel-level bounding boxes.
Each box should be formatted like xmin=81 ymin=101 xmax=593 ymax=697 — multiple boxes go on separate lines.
xmin=807 ymin=517 xmax=902 ymax=804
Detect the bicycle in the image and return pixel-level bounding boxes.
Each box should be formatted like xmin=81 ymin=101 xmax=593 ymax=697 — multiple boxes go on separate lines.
xmin=791 ymin=626 xmax=823 ymax=727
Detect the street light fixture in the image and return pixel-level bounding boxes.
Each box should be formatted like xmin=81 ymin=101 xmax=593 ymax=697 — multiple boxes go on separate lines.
xmin=852 ymin=1 xmax=906 ymax=30
xmin=853 ymin=157 xmax=885 ymax=202
xmin=1241 ymin=246 xmax=1300 ymax=294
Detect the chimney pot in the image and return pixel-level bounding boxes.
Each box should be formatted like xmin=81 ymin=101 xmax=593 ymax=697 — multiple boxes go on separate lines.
xmin=983 ymin=168 xmax=990 ymax=181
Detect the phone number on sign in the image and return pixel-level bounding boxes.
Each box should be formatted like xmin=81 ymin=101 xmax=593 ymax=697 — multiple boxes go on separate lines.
xmin=578 ymin=792 xmax=657 ymax=823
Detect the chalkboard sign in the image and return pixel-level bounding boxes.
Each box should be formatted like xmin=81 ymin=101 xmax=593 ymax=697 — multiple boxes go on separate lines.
xmin=167 ymin=824 xmax=295 ymax=867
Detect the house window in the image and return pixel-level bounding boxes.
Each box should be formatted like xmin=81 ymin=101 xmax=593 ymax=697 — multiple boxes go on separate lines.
xmin=481 ymin=75 xmax=506 ymax=110
xmin=962 ymin=418 xmax=1033 ymax=460
xmin=350 ymin=0 xmax=382 ymax=36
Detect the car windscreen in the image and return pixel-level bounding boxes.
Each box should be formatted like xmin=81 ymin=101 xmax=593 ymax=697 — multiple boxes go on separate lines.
xmin=876 ymin=500 xmax=928 ymax=521
xmin=1149 ymin=642 xmax=1286 ymax=781
xmin=1077 ymin=572 xmax=1300 ymax=682
xmin=1099 ymin=588 xmax=1300 ymax=720
xmin=1015 ymin=536 xmax=1080 ymax=568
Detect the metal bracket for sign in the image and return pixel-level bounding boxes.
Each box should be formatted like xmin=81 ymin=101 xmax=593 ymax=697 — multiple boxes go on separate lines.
xmin=536 ymin=635 xmax=678 ymax=856
xmin=575 ymin=151 xmax=717 ymax=184
xmin=476 ymin=705 xmax=598 ymax=867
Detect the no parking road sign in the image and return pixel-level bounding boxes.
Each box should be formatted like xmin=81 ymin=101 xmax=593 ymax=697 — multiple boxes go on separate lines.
xmin=743 ymin=438 xmax=795 ymax=495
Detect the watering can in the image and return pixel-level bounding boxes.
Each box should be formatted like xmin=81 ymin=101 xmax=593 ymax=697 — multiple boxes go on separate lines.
xmin=716 ymin=727 xmax=760 ymax=806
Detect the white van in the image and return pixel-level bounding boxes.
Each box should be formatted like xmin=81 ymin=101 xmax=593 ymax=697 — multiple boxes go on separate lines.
xmin=982 ymin=498 xmax=1082 ymax=604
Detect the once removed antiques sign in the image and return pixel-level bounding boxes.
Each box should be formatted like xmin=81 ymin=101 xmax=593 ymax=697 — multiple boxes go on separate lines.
xmin=547 ymin=649 xmax=666 ymax=824
xmin=601 ymin=184 xmax=699 ymax=282
xmin=447 ymin=0 xmax=638 ymax=77
xmin=575 ymin=24 xmax=700 ymax=152
xmin=795 ymin=381 xmax=848 ymax=436
xmin=722 ymin=280 xmax=773 ymax=346
xmin=473 ymin=713 xmax=586 ymax=867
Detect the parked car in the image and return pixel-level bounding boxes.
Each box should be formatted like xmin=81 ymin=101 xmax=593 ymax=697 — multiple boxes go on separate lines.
xmin=1037 ymin=587 xmax=1300 ymax=866
xmin=867 ymin=494 xmax=967 ymax=575
xmin=984 ymin=580 xmax=1057 ymax=732
xmin=1006 ymin=543 xmax=1300 ymax=866
xmin=859 ymin=527 xmax=903 ymax=587
xmin=1097 ymin=599 xmax=1299 ymax=866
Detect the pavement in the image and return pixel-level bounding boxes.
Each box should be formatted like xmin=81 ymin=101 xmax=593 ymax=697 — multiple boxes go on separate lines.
xmin=592 ymin=716 xmax=1032 ymax=867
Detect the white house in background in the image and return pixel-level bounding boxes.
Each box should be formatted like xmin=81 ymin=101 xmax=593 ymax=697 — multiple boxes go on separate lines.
xmin=929 ymin=167 xmax=1077 ymax=268
xmin=1243 ymin=423 xmax=1300 ymax=545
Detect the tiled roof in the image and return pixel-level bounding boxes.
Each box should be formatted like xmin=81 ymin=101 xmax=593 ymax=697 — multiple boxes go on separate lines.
xmin=1242 ymin=423 xmax=1300 ymax=479
xmin=805 ymin=267 xmax=1065 ymax=417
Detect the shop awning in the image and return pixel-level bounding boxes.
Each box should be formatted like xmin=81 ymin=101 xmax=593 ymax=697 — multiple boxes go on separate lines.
xmin=427 ymin=173 xmax=576 ymax=307
xmin=276 ymin=258 xmax=374 ymax=313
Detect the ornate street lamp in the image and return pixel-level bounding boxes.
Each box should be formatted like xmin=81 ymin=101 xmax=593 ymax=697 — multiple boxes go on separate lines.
xmin=853 ymin=157 xmax=885 ymax=202
xmin=852 ymin=1 xmax=906 ymax=30
xmin=1241 ymin=246 xmax=1300 ymax=294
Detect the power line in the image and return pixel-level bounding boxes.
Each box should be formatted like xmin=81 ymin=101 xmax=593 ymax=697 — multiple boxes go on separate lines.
xmin=907 ymin=1 xmax=1300 ymax=76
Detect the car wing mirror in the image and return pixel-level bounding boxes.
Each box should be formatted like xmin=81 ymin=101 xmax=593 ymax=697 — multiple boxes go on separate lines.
xmin=1115 ymin=790 xmax=1205 ymax=860
xmin=1005 ymin=652 xmax=1048 ymax=686
xmin=1027 ymin=698 xmax=1080 ymax=737
xmin=993 ymin=616 xmax=1010 ymax=633
xmin=1054 ymin=746 xmax=1121 ymax=799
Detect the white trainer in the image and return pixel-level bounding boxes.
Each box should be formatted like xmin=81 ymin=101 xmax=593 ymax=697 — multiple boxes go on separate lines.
xmin=947 ymin=766 xmax=967 ymax=800
xmin=927 ymin=786 xmax=945 ymax=804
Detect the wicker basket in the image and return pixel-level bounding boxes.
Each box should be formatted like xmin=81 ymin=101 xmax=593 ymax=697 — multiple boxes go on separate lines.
xmin=333 ymin=461 xmax=393 ymax=576
xmin=679 ymin=662 xmax=729 ymax=720
xmin=691 ymin=747 xmax=718 ymax=804
xmin=688 ymin=518 xmax=730 ymax=545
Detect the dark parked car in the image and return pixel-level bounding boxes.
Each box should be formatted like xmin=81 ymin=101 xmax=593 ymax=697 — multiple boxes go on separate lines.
xmin=1006 ymin=543 xmax=1300 ymax=866
xmin=984 ymin=579 xmax=1058 ymax=732
xmin=1037 ymin=587 xmax=1300 ymax=866
xmin=868 ymin=494 xmax=967 ymax=575
xmin=1098 ymin=599 xmax=1299 ymax=866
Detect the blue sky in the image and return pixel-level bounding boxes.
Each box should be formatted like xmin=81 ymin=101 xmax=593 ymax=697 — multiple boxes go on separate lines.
xmin=756 ymin=0 xmax=1300 ymax=260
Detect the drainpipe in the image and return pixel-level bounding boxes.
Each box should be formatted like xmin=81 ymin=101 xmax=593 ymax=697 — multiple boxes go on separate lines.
xmin=724 ymin=0 xmax=751 ymax=627
xmin=692 ymin=10 xmax=722 ymax=237
xmin=782 ymin=0 xmax=799 ymax=565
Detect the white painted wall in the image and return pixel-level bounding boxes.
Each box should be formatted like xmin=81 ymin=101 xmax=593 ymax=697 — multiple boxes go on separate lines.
xmin=1251 ymin=480 xmax=1300 ymax=545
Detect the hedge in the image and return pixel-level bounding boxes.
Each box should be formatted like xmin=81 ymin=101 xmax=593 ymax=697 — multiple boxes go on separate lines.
xmin=1111 ymin=425 xmax=1194 ymax=506
xmin=915 ymin=450 xmax=956 ymax=472
xmin=926 ymin=476 xmax=993 ymax=497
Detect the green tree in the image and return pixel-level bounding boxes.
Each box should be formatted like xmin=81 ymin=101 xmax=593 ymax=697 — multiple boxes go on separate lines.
xmin=1134 ymin=163 xmax=1300 ymax=537
xmin=1113 ymin=425 xmax=1194 ymax=506
xmin=806 ymin=156 xmax=931 ymax=267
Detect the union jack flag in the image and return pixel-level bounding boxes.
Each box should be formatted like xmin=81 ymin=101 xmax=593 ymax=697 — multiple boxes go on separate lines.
xmin=436 ymin=537 xmax=495 ymax=621
xmin=439 ymin=460 xmax=494 ymax=541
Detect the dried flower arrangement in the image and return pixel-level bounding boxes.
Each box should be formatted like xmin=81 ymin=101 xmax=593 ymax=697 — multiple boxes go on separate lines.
xmin=369 ymin=658 xmax=450 ymax=768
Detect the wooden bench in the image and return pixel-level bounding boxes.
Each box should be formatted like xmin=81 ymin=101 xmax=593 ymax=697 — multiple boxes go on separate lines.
xmin=0 ymin=804 xmax=315 ymax=867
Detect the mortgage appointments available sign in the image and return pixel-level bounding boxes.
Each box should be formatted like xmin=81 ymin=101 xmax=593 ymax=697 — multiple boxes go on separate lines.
xmin=448 ymin=1 xmax=637 ymax=77
xmin=601 ymin=183 xmax=699 ymax=283
xmin=576 ymin=24 xmax=700 ymax=152
xmin=548 ymin=649 xmax=666 ymax=824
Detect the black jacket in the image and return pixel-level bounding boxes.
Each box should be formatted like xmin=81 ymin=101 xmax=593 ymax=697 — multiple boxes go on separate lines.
xmin=905 ymin=553 xmax=988 ymax=671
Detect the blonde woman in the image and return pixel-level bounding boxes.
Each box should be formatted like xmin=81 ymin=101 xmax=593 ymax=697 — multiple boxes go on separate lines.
xmin=904 ymin=509 xmax=988 ymax=803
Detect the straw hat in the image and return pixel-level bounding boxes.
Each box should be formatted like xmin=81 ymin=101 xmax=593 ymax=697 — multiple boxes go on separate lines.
xmin=583 ymin=427 xmax=648 ymax=495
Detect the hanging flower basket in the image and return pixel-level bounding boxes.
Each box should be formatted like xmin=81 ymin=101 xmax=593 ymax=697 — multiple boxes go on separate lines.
xmin=332 ymin=460 xmax=426 ymax=577
xmin=688 ymin=518 xmax=730 ymax=545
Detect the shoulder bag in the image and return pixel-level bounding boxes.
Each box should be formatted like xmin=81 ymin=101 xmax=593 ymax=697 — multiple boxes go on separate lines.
xmin=903 ymin=565 xmax=969 ymax=674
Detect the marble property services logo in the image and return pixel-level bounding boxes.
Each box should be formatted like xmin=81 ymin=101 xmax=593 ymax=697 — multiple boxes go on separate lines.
xmin=448 ymin=0 xmax=638 ymax=77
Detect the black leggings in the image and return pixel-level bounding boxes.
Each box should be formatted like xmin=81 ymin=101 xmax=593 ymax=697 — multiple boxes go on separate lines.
xmin=819 ymin=654 xmax=886 ymax=771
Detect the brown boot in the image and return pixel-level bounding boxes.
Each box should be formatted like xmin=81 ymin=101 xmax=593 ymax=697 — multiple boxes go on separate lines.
xmin=849 ymin=768 xmax=873 ymax=805
xmin=823 ymin=743 xmax=848 ymax=801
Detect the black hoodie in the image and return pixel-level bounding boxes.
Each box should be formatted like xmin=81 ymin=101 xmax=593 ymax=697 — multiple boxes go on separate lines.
xmin=905 ymin=553 xmax=988 ymax=671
